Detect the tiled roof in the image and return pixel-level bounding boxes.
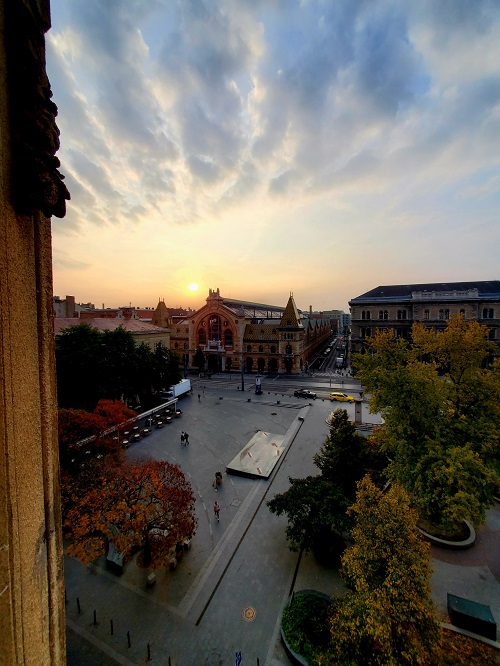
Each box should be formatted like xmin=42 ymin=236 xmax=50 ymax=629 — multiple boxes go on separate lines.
xmin=53 ymin=318 xmax=168 ymax=336
xmin=279 ymin=294 xmax=303 ymax=328
xmin=244 ymin=324 xmax=279 ymax=341
xmin=351 ymin=280 xmax=500 ymax=302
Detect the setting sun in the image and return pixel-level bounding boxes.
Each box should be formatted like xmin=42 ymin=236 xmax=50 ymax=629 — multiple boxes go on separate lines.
xmin=188 ymin=283 xmax=199 ymax=292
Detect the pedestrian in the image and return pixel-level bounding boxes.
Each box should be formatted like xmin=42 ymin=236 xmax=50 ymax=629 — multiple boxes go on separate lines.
xmin=184 ymin=432 xmax=189 ymax=445
xmin=198 ymin=394 xmax=201 ymax=402
xmin=180 ymin=432 xmax=185 ymax=446
xmin=213 ymin=501 xmax=220 ymax=521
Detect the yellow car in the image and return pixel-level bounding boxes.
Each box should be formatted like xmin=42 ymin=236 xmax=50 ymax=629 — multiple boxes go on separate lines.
xmin=329 ymin=391 xmax=355 ymax=403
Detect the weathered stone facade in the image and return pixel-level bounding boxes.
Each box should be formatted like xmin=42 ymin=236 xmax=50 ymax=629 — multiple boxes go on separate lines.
xmin=350 ymin=281 xmax=500 ymax=355
xmin=1 ymin=1 xmax=66 ymax=663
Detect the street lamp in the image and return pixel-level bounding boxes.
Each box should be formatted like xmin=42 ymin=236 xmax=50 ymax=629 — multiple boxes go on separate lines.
xmin=241 ymin=349 xmax=245 ymax=392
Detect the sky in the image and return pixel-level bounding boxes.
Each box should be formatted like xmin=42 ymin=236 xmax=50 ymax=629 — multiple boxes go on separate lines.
xmin=46 ymin=0 xmax=500 ymax=313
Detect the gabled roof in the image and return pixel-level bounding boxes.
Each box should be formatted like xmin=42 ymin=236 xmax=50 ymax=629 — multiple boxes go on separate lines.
xmin=152 ymin=300 xmax=171 ymax=328
xmin=279 ymin=294 xmax=303 ymax=329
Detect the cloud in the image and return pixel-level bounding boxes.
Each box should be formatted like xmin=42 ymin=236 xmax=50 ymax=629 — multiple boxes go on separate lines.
xmin=46 ymin=0 xmax=500 ymax=310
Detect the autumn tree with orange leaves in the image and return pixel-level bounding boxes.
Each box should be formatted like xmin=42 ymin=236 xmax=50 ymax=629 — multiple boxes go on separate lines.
xmin=58 ymin=399 xmax=137 ymax=470
xmin=64 ymin=459 xmax=197 ymax=570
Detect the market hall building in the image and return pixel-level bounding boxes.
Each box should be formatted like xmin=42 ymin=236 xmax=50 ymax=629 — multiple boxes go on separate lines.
xmin=167 ymin=288 xmax=332 ymax=375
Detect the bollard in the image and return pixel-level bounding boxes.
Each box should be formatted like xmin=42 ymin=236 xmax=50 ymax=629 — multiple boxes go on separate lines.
xmin=147 ymin=643 xmax=151 ymax=661
xmin=64 ymin=590 xmax=67 ymax=605
xmin=77 ymin=597 xmax=81 ymax=614
xmin=93 ymin=610 xmax=97 ymax=626
xmin=110 ymin=619 xmax=114 ymax=635
xmin=127 ymin=631 xmax=131 ymax=648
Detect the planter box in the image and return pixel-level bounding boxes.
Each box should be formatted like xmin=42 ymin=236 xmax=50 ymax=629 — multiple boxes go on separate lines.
xmin=447 ymin=593 xmax=497 ymax=641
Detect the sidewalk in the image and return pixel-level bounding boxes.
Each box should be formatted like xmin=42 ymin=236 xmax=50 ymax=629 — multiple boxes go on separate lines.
xmin=65 ymin=390 xmax=500 ymax=664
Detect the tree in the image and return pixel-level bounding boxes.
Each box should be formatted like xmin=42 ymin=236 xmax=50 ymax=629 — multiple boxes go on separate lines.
xmin=267 ymin=476 xmax=351 ymax=554
xmin=55 ymin=323 xmax=181 ymax=411
xmin=56 ymin=323 xmax=104 ymax=409
xmin=267 ymin=409 xmax=387 ymax=559
xmin=64 ymin=459 xmax=197 ymax=569
xmin=354 ymin=319 xmax=499 ymax=531
xmin=314 ymin=409 xmax=387 ymax=499
xmin=328 ymin=477 xmax=439 ymax=665
xmin=58 ymin=408 xmax=108 ymax=469
xmin=93 ymin=399 xmax=137 ymax=429
xmin=193 ymin=348 xmax=205 ymax=373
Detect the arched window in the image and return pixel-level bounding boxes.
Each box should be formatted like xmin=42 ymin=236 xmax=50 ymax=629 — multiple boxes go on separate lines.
xmin=483 ymin=308 xmax=494 ymax=319
xmin=361 ymin=310 xmax=371 ymax=320
xmin=379 ymin=310 xmax=384 ymax=320
xmin=444 ymin=309 xmax=450 ymax=320
xmin=459 ymin=309 xmax=465 ymax=319
xmin=438 ymin=309 xmax=444 ymax=320
xmin=198 ymin=329 xmax=206 ymax=344
xmin=224 ymin=329 xmax=233 ymax=345
xmin=208 ymin=315 xmax=221 ymax=341
xmin=247 ymin=345 xmax=252 ymax=353
xmin=397 ymin=309 xmax=407 ymax=320
xmin=258 ymin=345 xmax=264 ymax=353
xmin=285 ymin=344 xmax=292 ymax=355
xmin=424 ymin=309 xmax=429 ymax=320
xmin=174 ymin=342 xmax=178 ymax=349
xmin=270 ymin=345 xmax=276 ymax=354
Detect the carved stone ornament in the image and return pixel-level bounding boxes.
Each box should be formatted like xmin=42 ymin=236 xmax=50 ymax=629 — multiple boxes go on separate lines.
xmin=6 ymin=0 xmax=70 ymax=218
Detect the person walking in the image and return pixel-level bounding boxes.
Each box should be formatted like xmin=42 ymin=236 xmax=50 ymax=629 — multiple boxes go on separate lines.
xmin=198 ymin=394 xmax=201 ymax=402
xmin=180 ymin=431 xmax=185 ymax=446
xmin=184 ymin=432 xmax=189 ymax=445
xmin=213 ymin=501 xmax=220 ymax=521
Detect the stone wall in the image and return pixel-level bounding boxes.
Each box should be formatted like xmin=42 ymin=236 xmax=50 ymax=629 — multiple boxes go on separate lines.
xmin=0 ymin=1 xmax=66 ymax=663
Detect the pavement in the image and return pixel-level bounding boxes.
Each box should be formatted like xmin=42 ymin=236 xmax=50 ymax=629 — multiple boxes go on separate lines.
xmin=64 ymin=378 xmax=500 ymax=665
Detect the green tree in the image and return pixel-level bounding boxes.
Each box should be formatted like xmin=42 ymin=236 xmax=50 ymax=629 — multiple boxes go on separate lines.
xmin=267 ymin=409 xmax=387 ymax=559
xmin=55 ymin=323 xmax=181 ymax=411
xmin=314 ymin=409 xmax=387 ymax=499
xmin=56 ymin=323 xmax=103 ymax=409
xmin=267 ymin=476 xmax=351 ymax=554
xmin=328 ymin=477 xmax=439 ymax=666
xmin=193 ymin=347 xmax=205 ymax=373
xmin=354 ymin=319 xmax=498 ymax=531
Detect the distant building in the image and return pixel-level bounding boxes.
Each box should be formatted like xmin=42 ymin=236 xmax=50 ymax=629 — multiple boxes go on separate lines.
xmin=54 ymin=291 xmax=335 ymax=374
xmin=349 ymin=280 xmax=500 ymax=353
xmin=53 ymin=295 xmax=81 ymax=318
xmin=54 ymin=316 xmax=171 ymax=350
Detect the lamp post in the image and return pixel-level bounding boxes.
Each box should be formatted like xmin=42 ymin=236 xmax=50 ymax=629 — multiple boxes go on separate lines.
xmin=241 ymin=349 xmax=245 ymax=392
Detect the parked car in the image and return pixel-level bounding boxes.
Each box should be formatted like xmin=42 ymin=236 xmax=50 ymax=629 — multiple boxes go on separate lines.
xmin=329 ymin=391 xmax=354 ymax=403
xmin=294 ymin=389 xmax=317 ymax=400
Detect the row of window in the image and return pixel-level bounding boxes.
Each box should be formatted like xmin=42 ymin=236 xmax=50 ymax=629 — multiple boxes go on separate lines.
xmin=361 ymin=308 xmax=495 ymax=321
xmin=359 ymin=326 xmax=496 ymax=340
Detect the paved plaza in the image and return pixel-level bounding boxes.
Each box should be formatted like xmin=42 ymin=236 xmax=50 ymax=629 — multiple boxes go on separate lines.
xmin=64 ymin=379 xmax=500 ymax=665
